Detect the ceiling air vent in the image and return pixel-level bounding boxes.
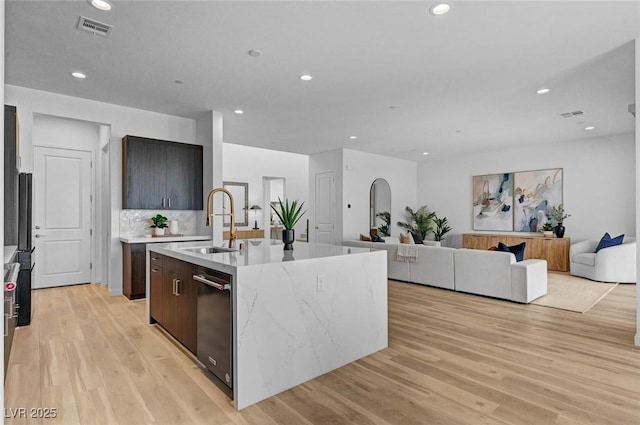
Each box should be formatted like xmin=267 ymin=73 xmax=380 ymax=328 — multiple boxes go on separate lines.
xmin=77 ymin=16 xmax=113 ymax=37
xmin=560 ymin=110 xmax=584 ymax=118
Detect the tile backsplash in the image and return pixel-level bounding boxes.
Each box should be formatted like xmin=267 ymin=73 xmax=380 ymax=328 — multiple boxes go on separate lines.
xmin=120 ymin=210 xmax=200 ymax=237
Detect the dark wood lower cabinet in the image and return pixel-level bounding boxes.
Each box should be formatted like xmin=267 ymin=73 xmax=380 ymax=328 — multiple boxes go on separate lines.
xmin=150 ymin=253 xmax=198 ymax=354
xmin=122 ymin=243 xmax=147 ymax=300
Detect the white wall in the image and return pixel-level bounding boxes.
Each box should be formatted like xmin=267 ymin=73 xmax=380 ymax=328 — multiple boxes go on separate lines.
xmin=418 ymin=134 xmax=636 ymax=247
xmin=222 ymin=143 xmax=309 ymax=236
xmin=5 ymin=85 xmax=203 ymax=295
xmin=308 ymin=148 xmax=418 ymax=243
xmin=342 ymin=149 xmax=417 ymax=241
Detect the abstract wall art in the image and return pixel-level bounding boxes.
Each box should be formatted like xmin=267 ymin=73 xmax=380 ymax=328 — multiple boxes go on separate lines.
xmin=472 ymin=173 xmax=514 ymax=231
xmin=513 ymin=168 xmax=563 ymax=232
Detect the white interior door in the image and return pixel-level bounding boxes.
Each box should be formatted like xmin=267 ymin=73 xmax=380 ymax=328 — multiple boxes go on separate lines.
xmin=314 ymin=171 xmax=336 ymax=244
xmin=33 ymin=146 xmax=92 ymax=288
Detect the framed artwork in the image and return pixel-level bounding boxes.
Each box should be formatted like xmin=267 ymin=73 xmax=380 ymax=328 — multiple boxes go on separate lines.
xmin=222 ymin=181 xmax=248 ymax=227
xmin=513 ymin=168 xmax=563 ymax=232
xmin=472 ymin=173 xmax=514 ymax=231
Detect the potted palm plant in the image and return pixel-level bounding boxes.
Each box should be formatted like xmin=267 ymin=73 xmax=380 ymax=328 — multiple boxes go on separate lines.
xmin=271 ymin=198 xmax=306 ymax=250
xmin=432 ymin=215 xmax=452 ymax=242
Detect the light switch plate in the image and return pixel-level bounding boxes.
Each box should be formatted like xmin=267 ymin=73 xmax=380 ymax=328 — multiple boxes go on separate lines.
xmin=316 ymin=275 xmax=326 ymax=291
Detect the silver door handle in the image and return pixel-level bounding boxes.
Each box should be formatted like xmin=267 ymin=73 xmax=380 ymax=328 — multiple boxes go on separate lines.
xmin=175 ymin=279 xmax=181 ymax=296
xmin=35 ymin=234 xmax=45 ymax=238
xmin=193 ymin=274 xmax=230 ymax=291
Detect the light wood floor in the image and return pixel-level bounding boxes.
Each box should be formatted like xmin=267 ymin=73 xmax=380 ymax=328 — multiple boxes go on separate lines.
xmin=4 ymin=281 xmax=640 ymax=425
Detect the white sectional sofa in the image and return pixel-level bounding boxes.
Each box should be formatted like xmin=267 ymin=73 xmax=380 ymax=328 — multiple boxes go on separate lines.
xmin=342 ymin=239 xmax=547 ymax=303
xmin=454 ymin=249 xmax=548 ymax=303
xmin=342 ymin=240 xmax=455 ymax=290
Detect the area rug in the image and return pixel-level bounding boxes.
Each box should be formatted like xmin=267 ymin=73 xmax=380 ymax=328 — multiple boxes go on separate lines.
xmin=531 ymin=273 xmax=618 ymax=313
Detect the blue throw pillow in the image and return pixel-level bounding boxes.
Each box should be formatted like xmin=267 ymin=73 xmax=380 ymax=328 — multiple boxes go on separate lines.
xmin=497 ymin=241 xmax=526 ymax=262
xmin=595 ymin=233 xmax=624 ymax=252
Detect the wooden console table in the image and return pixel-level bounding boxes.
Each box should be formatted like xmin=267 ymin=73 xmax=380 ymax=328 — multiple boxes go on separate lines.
xmin=463 ymin=233 xmax=570 ymax=272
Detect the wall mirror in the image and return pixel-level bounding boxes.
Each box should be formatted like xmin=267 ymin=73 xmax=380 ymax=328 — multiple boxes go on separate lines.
xmin=370 ymin=178 xmax=391 ymax=236
xmin=223 ymin=181 xmax=248 ymax=227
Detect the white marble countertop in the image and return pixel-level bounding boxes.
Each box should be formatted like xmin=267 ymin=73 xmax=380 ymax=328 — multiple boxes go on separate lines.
xmin=147 ymin=239 xmax=372 ymax=270
xmin=119 ymin=235 xmax=211 ymax=244
xmin=3 ymin=245 xmax=18 ymax=265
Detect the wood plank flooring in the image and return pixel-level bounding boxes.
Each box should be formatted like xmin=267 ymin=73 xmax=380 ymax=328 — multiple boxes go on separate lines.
xmin=4 ymin=280 xmax=639 ymax=424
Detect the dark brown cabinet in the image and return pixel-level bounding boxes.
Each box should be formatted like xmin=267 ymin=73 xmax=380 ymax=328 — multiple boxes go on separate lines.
xmin=149 ymin=253 xmax=163 ymax=321
xmin=122 ymin=243 xmax=147 ymax=300
xmin=149 ymin=253 xmax=198 ymax=354
xmin=122 ymin=135 xmax=203 ymax=210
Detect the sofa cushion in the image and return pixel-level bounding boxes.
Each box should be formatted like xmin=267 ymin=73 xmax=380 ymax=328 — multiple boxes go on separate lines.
xmin=595 ymin=232 xmax=624 ymax=252
xmin=359 ymin=233 xmax=372 ymax=241
xmin=382 ymin=236 xmax=398 ymax=244
xmin=572 ymin=253 xmax=596 ymax=267
xmin=410 ymin=231 xmax=424 ymax=244
xmin=497 ymin=241 xmax=526 ymax=262
xmin=399 ymin=233 xmax=415 ymax=244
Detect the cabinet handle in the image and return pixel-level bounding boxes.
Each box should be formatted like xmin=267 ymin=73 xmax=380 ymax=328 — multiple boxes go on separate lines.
xmin=175 ymin=279 xmax=181 ymax=296
xmin=162 ymin=198 xmax=166 ymax=208
xmin=172 ymin=278 xmax=176 ymax=295
xmin=4 ymin=314 xmax=8 ymax=337
xmin=168 ymin=198 xmax=171 ymax=208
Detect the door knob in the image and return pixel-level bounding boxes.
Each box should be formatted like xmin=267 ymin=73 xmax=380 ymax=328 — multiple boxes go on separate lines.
xmin=34 ymin=234 xmax=45 ymax=238
xmin=35 ymin=225 xmax=41 ymax=229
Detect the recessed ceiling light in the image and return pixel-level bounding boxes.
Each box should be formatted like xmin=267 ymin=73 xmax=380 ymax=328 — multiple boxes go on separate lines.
xmin=536 ymin=88 xmax=550 ymax=94
xmin=423 ymin=152 xmax=429 ymax=156
xmin=299 ymin=74 xmax=313 ymax=81
xmin=585 ymin=126 xmax=595 ymax=130
xmin=234 ymin=109 xmax=244 ymax=115
xmin=89 ymin=0 xmax=112 ymax=11
xmin=71 ymin=71 xmax=87 ymax=79
xmin=429 ymin=2 xmax=451 ymax=15
xmin=174 ymin=80 xmax=183 ymax=84
xmin=248 ymin=49 xmax=263 ymax=57
xmin=349 ymin=136 xmax=357 ymax=140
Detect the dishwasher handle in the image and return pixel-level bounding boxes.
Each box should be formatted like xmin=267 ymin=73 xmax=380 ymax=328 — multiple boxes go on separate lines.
xmin=193 ymin=274 xmax=230 ymax=291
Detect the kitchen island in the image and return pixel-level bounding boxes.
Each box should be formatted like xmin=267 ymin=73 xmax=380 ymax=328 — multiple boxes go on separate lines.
xmin=147 ymin=239 xmax=388 ymax=410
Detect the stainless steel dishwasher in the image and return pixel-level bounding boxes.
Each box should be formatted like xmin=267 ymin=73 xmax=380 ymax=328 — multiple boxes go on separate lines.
xmin=193 ymin=266 xmax=233 ymax=390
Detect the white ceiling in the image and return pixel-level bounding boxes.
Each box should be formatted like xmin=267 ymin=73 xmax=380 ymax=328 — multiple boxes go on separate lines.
xmin=5 ymin=1 xmax=639 ymax=160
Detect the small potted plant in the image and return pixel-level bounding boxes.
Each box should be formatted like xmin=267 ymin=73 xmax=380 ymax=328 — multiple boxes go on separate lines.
xmin=541 ymin=222 xmax=554 ymax=238
xmin=271 ymin=198 xmax=306 ymax=250
xmin=150 ymin=214 xmax=168 ymax=236
xmin=432 ymin=215 xmax=452 ymax=242
xmin=549 ymin=204 xmax=571 ymax=238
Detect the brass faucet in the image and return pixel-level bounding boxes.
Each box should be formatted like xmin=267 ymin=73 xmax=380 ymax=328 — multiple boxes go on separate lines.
xmin=206 ymin=188 xmax=236 ymax=247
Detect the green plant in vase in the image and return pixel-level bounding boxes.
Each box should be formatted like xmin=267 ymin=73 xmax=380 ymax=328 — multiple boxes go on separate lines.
xmin=432 ymin=215 xmax=452 ymax=242
xmin=548 ymin=204 xmax=571 ymax=238
xmin=271 ymin=198 xmax=306 ymax=250
xmin=397 ymin=206 xmax=435 ymax=239
xmin=541 ymin=222 xmax=554 ymax=237
xmin=150 ymin=214 xmax=168 ymax=236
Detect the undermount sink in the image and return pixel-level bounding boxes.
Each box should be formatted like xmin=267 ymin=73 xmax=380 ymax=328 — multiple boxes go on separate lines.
xmin=181 ymin=246 xmax=238 ymax=254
